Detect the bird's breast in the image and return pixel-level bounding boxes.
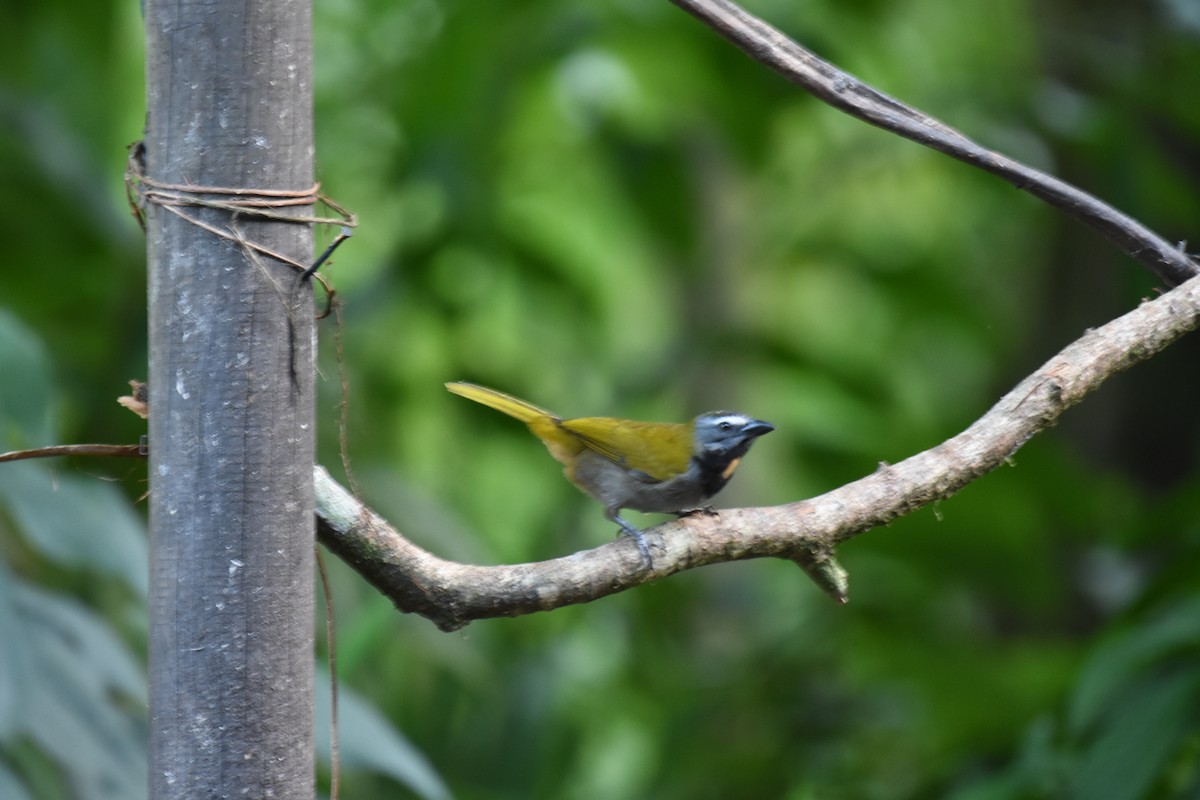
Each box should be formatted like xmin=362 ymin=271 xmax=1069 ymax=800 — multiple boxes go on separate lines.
xmin=568 ymin=451 xmax=710 ymax=515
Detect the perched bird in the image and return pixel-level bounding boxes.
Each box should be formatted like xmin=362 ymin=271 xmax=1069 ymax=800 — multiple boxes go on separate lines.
xmin=445 ymin=382 xmax=774 ymax=565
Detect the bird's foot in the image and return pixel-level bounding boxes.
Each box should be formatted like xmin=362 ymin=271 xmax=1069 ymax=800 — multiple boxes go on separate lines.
xmin=628 ymin=530 xmax=652 ymax=569
xmin=614 ymin=517 xmax=653 ymax=570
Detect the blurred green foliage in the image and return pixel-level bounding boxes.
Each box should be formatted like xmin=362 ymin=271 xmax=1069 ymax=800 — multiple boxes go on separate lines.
xmin=2 ymin=0 xmax=1199 ymax=797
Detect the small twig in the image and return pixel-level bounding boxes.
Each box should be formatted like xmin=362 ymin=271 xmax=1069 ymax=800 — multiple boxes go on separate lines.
xmin=667 ymin=0 xmax=1198 ymax=287
xmin=0 ymin=444 xmax=146 ymax=463
xmin=301 ymin=226 xmax=353 ymax=283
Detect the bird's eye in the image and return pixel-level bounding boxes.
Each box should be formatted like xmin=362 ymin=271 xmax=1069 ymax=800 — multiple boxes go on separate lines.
xmin=719 ymin=421 xmax=733 ymax=432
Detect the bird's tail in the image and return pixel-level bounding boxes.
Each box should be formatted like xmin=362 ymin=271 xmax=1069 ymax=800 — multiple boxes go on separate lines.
xmin=445 ymin=382 xmax=557 ymax=423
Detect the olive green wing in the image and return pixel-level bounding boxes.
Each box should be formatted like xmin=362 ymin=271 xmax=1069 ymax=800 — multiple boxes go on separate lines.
xmin=559 ymin=417 xmax=692 ymax=482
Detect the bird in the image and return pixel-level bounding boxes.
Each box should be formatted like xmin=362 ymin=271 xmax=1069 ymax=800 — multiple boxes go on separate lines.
xmin=445 ymin=382 xmax=774 ymax=566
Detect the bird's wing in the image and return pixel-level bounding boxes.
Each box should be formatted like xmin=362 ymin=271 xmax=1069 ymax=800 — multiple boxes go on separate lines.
xmin=560 ymin=417 xmax=692 ymax=482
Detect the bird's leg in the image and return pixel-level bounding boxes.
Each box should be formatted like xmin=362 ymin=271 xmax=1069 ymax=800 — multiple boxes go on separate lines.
xmin=611 ymin=513 xmax=652 ymax=569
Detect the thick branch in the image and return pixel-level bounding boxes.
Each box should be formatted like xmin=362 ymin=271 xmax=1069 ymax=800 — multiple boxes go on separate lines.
xmin=14 ymin=275 xmax=1197 ymax=630
xmin=668 ymin=0 xmax=1198 ymax=287
xmin=316 ymin=272 xmax=1200 ymax=631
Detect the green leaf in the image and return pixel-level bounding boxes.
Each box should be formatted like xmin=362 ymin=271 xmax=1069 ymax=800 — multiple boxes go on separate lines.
xmin=0 ymin=762 xmax=35 ymax=800
xmin=315 ymin=667 xmax=451 ymax=800
xmin=0 ymin=463 xmax=148 ymax=597
xmin=0 ymin=581 xmax=147 ymax=800
xmin=0 ymin=565 xmax=36 ymax=740
xmin=1068 ymin=667 xmax=1200 ymax=800
xmin=0 ymin=310 xmax=55 ymax=449
xmin=1068 ymin=597 xmax=1200 ymax=736
xmin=14 ymin=582 xmax=145 ymax=702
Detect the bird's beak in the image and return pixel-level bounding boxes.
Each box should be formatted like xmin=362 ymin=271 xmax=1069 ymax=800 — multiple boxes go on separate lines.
xmin=742 ymin=419 xmax=775 ymax=439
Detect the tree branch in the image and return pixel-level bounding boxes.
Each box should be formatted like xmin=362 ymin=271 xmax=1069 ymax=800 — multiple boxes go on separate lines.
xmin=0 ymin=444 xmax=145 ymax=463
xmin=315 ymin=271 xmax=1200 ymax=631
xmin=667 ymin=0 xmax=1199 ymax=287
xmin=13 ymin=272 xmax=1198 ymax=630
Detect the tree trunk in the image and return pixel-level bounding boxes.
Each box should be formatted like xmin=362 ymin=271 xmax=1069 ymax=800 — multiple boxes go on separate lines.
xmin=143 ymin=0 xmax=315 ymax=796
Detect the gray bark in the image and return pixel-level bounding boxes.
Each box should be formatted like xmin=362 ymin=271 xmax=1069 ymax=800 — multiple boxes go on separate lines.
xmin=144 ymin=0 xmax=315 ymax=796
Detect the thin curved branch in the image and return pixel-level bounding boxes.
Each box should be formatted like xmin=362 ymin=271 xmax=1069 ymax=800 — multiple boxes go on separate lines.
xmin=315 ymin=272 xmax=1200 ymax=631
xmin=0 ymin=444 xmax=145 ymax=463
xmin=668 ymin=0 xmax=1198 ymax=287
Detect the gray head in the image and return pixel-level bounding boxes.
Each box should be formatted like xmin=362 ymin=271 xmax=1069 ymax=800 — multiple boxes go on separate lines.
xmin=689 ymin=412 xmax=774 ymax=498
xmin=696 ymin=412 xmax=777 ymax=455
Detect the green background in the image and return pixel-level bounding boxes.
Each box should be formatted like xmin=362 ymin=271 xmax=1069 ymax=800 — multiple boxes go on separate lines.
xmin=2 ymin=1 xmax=1199 ymax=797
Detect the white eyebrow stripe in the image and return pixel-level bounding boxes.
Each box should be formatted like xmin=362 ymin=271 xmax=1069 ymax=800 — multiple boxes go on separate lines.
xmin=711 ymin=414 xmax=752 ymax=427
